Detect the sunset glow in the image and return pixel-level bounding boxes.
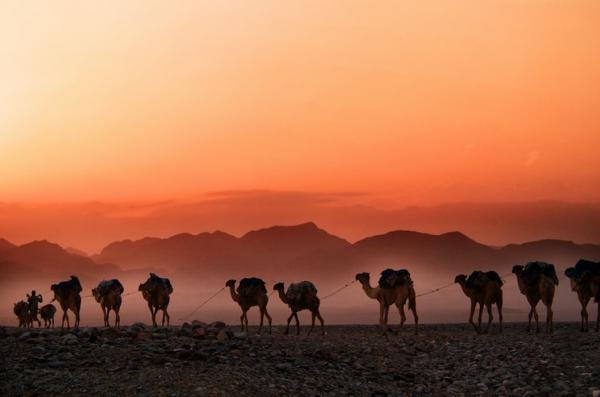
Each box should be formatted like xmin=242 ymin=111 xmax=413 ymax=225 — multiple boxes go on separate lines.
xmin=1 ymin=1 xmax=599 ymax=204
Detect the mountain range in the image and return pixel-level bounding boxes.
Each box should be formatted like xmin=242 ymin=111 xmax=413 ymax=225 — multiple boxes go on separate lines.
xmin=2 ymin=222 xmax=600 ymax=283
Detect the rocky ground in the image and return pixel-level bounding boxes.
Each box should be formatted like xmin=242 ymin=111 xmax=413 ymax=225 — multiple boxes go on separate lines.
xmin=0 ymin=322 xmax=599 ymax=396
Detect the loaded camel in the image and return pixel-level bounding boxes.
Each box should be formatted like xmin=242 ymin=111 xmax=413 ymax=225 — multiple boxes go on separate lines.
xmin=455 ymin=271 xmax=503 ymax=334
xmin=92 ymin=279 xmax=124 ymax=327
xmin=512 ymin=262 xmax=558 ymax=334
xmin=273 ymin=281 xmax=324 ymax=335
xmin=39 ymin=304 xmax=57 ymax=328
xmin=225 ymin=278 xmax=272 ymax=335
xmin=13 ymin=301 xmax=32 ymax=328
xmin=26 ymin=290 xmax=43 ymax=327
xmin=565 ymin=259 xmax=600 ymax=332
xmin=50 ymin=276 xmax=82 ymax=329
xmin=355 ymin=269 xmax=418 ymax=336
xmin=139 ymin=273 xmax=173 ymax=327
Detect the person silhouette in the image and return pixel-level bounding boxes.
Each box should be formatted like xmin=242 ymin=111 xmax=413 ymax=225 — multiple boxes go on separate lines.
xmin=26 ymin=290 xmax=43 ymax=327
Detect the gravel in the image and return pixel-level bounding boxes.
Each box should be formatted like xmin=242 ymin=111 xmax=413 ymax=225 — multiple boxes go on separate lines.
xmin=0 ymin=322 xmax=598 ymax=396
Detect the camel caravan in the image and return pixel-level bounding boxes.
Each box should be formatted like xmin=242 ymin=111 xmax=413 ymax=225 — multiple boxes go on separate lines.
xmin=10 ymin=259 xmax=600 ymax=335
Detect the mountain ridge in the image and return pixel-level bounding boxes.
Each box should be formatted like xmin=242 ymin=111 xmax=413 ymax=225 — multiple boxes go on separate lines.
xmin=2 ymin=223 xmax=600 ymax=282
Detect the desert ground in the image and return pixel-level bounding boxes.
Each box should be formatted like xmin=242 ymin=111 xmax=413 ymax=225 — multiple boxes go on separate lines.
xmin=1 ymin=322 xmax=599 ymax=397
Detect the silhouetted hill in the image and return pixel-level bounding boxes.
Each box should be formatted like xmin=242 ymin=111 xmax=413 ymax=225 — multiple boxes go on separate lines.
xmin=92 ymin=223 xmax=350 ymax=276
xmin=0 ymin=238 xmax=15 ymax=253
xmin=499 ymin=240 xmax=600 ymax=268
xmin=65 ymin=247 xmax=89 ymax=257
xmin=349 ymin=230 xmax=497 ymax=272
xmin=0 ymin=240 xmax=118 ymax=280
xmin=4 ymin=224 xmax=600 ymax=285
xmin=87 ymin=224 xmax=600 ymax=282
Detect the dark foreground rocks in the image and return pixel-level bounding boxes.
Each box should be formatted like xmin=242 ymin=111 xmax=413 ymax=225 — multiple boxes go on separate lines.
xmin=0 ymin=322 xmax=599 ymax=396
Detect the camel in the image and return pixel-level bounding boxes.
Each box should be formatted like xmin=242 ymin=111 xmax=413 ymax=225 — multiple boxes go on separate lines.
xmin=50 ymin=275 xmax=82 ymax=329
xmin=355 ymin=269 xmax=418 ymax=336
xmin=565 ymin=259 xmax=600 ymax=332
xmin=14 ymin=301 xmax=32 ymax=328
xmin=273 ymin=281 xmax=324 ymax=335
xmin=92 ymin=279 xmax=124 ymax=327
xmin=512 ymin=262 xmax=559 ymax=334
xmin=455 ymin=271 xmax=503 ymax=334
xmin=26 ymin=290 xmax=43 ymax=327
xmin=225 ymin=278 xmax=272 ymax=334
xmin=39 ymin=304 xmax=57 ymax=328
xmin=138 ymin=273 xmax=173 ymax=327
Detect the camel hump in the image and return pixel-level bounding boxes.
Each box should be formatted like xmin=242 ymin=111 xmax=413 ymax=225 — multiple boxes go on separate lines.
xmin=53 ymin=276 xmax=83 ymax=299
xmin=238 ymin=277 xmax=267 ymax=295
xmin=522 ymin=261 xmax=556 ymax=285
xmin=98 ymin=279 xmax=124 ymax=295
xmin=465 ymin=271 xmax=484 ymax=289
xmin=287 ymin=281 xmax=318 ymax=301
xmin=574 ymin=259 xmax=600 ymax=277
xmin=378 ymin=268 xmax=411 ymax=289
xmin=144 ymin=273 xmax=173 ymax=294
xmin=485 ymin=271 xmax=503 ymax=286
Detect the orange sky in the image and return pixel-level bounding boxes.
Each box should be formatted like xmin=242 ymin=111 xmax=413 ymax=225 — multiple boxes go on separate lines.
xmin=1 ymin=1 xmax=600 ymax=206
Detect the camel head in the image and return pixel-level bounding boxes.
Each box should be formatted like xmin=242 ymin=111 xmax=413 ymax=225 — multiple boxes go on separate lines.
xmin=91 ymin=287 xmax=102 ymax=303
xmin=355 ymin=272 xmax=370 ymax=284
xmin=564 ymin=267 xmax=581 ymax=291
xmin=225 ymin=279 xmax=236 ymax=288
xmin=454 ymin=274 xmax=467 ymax=285
xmin=273 ymin=282 xmax=285 ymax=291
xmin=512 ymin=265 xmax=524 ymax=276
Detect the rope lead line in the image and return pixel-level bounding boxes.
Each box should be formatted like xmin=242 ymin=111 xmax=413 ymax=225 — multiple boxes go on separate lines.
xmin=321 ymin=279 xmax=357 ymax=300
xmin=178 ymin=286 xmax=226 ymax=321
xmin=415 ymin=271 xmax=514 ymax=298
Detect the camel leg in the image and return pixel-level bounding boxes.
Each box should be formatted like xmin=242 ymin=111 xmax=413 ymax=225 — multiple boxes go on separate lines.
xmin=294 ymin=312 xmax=300 ymax=335
xmin=265 ymin=309 xmax=272 ymax=335
xmin=285 ymin=312 xmax=294 ymax=335
xmin=62 ymin=310 xmax=69 ymax=329
xmin=149 ymin=305 xmax=157 ymax=327
xmin=115 ymin=308 xmax=120 ymax=328
xmin=468 ymin=300 xmax=477 ymax=333
xmin=396 ymin=303 xmax=406 ymax=334
xmin=258 ymin=309 xmax=265 ymax=335
xmin=410 ymin=305 xmax=419 ymax=335
xmin=546 ymin=304 xmax=553 ymax=334
xmin=497 ymin=303 xmax=503 ymax=334
xmin=581 ymin=300 xmax=589 ymax=332
xmin=485 ymin=303 xmax=493 ymax=334
xmin=527 ymin=306 xmax=533 ymax=333
xmin=102 ymin=306 xmax=108 ymax=327
xmin=316 ymin=311 xmax=325 ymax=335
xmin=533 ymin=306 xmax=540 ymax=333
xmin=382 ymin=305 xmax=390 ymax=336
xmin=161 ymin=309 xmax=166 ymax=326
xmin=240 ymin=313 xmax=245 ymax=332
xmin=379 ymin=302 xmax=386 ymax=334
xmin=477 ymin=303 xmax=484 ymax=334
xmin=165 ymin=309 xmax=170 ymax=327
xmin=308 ymin=312 xmax=316 ymax=336
xmin=244 ymin=311 xmax=249 ymax=332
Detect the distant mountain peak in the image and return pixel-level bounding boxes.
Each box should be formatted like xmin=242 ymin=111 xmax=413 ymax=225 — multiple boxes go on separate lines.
xmin=0 ymin=238 xmax=15 ymax=252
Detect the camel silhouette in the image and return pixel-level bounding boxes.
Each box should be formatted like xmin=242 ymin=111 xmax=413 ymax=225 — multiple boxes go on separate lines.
xmin=273 ymin=281 xmax=324 ymax=335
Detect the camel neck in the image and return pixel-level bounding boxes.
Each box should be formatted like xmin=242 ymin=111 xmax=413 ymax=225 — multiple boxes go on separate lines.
xmin=276 ymin=288 xmax=288 ymax=304
xmin=458 ymin=282 xmax=470 ymax=297
xmin=228 ymin=285 xmax=239 ymax=302
xmin=360 ymin=281 xmax=379 ymax=299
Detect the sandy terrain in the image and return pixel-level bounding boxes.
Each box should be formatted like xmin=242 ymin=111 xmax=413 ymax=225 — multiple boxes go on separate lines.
xmin=1 ymin=322 xmax=599 ymax=396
